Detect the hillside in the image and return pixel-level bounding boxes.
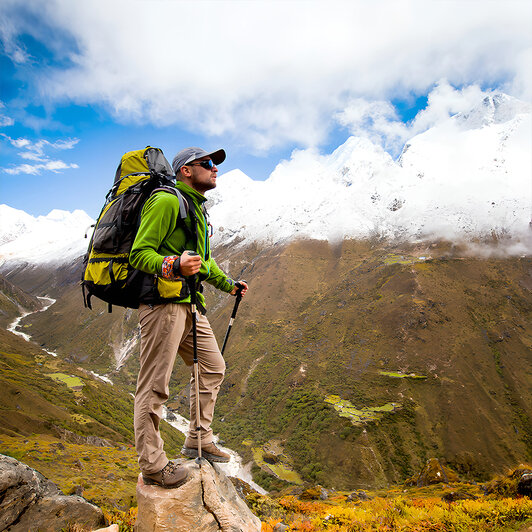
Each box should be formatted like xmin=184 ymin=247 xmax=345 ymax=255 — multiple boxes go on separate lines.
xmin=0 ymin=326 xmax=183 ymax=507
xmin=5 ymin=237 xmax=530 ymax=492
xmin=201 ymin=238 xmax=532 ymax=489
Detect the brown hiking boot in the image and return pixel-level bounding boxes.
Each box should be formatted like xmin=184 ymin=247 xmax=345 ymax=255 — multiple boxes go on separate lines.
xmin=142 ymin=461 xmax=188 ymax=488
xmin=181 ymin=442 xmax=230 ymax=463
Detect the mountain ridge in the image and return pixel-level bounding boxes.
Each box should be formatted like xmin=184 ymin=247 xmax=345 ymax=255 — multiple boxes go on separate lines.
xmin=1 ymin=91 xmax=530 ymax=269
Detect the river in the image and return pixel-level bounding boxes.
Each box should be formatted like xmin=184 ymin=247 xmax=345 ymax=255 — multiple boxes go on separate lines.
xmin=8 ymin=296 xmax=58 ymax=356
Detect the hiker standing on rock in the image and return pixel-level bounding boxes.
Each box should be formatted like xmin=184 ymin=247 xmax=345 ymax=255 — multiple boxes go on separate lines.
xmin=130 ymin=147 xmax=248 ymax=488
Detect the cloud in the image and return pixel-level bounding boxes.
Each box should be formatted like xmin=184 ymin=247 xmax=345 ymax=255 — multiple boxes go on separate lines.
xmin=1 ymin=134 xmax=80 ymax=175
xmin=336 ymin=81 xmax=490 ymax=156
xmin=1 ymin=0 xmax=531 ymax=152
xmin=0 ymin=115 xmax=14 ymax=126
xmin=4 ymin=160 xmax=79 ymax=175
xmin=0 ymin=12 xmax=31 ymax=64
xmin=0 ymin=101 xmax=14 ymax=126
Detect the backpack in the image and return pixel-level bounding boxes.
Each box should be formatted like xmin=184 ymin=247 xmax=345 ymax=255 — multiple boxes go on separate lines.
xmin=81 ymin=146 xmax=191 ymax=312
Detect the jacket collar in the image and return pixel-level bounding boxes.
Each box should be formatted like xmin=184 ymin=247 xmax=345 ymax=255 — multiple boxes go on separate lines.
xmin=176 ymin=181 xmax=207 ymax=204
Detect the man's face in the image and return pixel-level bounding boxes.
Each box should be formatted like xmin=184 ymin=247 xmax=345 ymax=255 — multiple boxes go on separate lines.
xmin=185 ymin=156 xmax=218 ymax=193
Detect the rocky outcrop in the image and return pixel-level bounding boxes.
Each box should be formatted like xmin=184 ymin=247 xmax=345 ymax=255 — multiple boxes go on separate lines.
xmin=0 ymin=454 xmax=105 ymax=531
xmin=136 ymin=459 xmax=261 ymax=531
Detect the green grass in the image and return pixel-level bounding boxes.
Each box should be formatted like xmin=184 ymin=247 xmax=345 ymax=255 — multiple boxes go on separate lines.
xmin=325 ymin=394 xmax=401 ymax=424
xmin=252 ymin=445 xmax=304 ymax=485
xmin=45 ymin=373 xmax=85 ymax=388
xmin=379 ymin=370 xmax=427 ymax=379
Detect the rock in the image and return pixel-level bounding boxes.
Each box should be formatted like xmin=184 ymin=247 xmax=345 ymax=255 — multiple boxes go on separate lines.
xmin=441 ymin=490 xmax=478 ymax=503
xmin=93 ymin=525 xmax=119 ymax=532
xmin=347 ymin=490 xmax=372 ymax=502
xmin=273 ymin=523 xmax=289 ymax=532
xmin=136 ymin=459 xmax=261 ymax=531
xmin=518 ymin=473 xmax=532 ymax=498
xmin=0 ymin=454 xmax=105 ymax=532
xmin=229 ymin=476 xmax=259 ymax=500
xmin=404 ymin=458 xmax=460 ymax=487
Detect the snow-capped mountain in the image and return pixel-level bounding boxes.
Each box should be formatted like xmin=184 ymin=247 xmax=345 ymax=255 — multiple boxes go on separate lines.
xmin=0 ymin=205 xmax=94 ymax=268
xmin=0 ymin=92 xmax=530 ymax=268
xmin=210 ymin=93 xmax=531 ymax=247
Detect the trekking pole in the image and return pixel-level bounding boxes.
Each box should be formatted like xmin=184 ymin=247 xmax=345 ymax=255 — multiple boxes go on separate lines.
xmin=185 ymin=254 xmax=203 ymax=466
xmin=220 ymin=281 xmax=246 ymax=356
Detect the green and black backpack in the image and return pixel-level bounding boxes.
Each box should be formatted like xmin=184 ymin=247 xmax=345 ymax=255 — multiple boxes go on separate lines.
xmin=81 ymin=146 xmax=191 ymax=312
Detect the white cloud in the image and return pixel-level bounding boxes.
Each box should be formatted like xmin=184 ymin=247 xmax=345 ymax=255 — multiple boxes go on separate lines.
xmin=1 ymin=0 xmax=531 ymax=152
xmin=1 ymin=134 xmax=80 ymax=175
xmin=0 ymin=115 xmax=14 ymax=126
xmin=0 ymin=12 xmax=30 ymax=64
xmin=336 ymin=81 xmax=491 ymax=156
xmin=0 ymin=102 xmax=14 ymax=126
xmin=4 ymin=160 xmax=79 ymax=175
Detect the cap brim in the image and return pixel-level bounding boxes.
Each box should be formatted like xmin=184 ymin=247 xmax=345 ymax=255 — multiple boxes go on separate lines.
xmin=206 ymin=149 xmax=226 ymax=166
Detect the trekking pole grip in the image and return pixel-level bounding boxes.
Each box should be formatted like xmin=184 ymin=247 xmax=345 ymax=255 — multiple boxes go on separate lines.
xmin=231 ymin=281 xmax=246 ymax=317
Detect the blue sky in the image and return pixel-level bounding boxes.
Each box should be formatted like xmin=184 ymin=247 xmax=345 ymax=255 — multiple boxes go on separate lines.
xmin=1 ymin=0 xmax=530 ymax=218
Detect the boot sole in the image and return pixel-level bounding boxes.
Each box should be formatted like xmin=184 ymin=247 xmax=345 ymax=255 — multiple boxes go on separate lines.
xmin=181 ymin=447 xmax=230 ymax=463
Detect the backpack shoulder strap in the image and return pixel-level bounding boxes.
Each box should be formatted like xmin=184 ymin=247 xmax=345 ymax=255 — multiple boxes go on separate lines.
xmin=151 ymin=186 xmax=198 ymax=247
xmin=150 ymin=186 xmax=188 ymax=220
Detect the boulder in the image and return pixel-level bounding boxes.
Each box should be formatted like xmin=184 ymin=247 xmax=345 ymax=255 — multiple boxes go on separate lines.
xmin=136 ymin=459 xmax=261 ymax=532
xmin=0 ymin=453 xmax=105 ymax=532
xmin=517 ymin=473 xmax=532 ymax=498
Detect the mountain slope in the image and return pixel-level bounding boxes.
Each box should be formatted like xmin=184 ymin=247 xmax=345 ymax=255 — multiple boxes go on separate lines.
xmin=0 ymin=204 xmax=93 ymax=269
xmin=0 ymin=93 xmax=530 ymax=270
xmin=2 ymin=237 xmax=531 ymax=490
xmin=208 ymin=92 xmax=531 ymax=246
xmin=197 ymin=239 xmax=532 ymax=488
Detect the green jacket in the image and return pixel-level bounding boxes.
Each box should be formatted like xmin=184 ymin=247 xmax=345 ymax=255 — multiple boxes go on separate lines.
xmin=130 ymin=181 xmax=235 ymax=311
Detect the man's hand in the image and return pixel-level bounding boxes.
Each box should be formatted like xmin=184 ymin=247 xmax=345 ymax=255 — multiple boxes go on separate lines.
xmin=180 ymin=250 xmax=202 ymax=277
xmin=231 ymin=280 xmax=248 ymax=296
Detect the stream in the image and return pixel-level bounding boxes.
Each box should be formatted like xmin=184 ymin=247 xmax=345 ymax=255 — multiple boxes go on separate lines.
xmin=8 ymin=296 xmax=58 ymax=356
xmin=7 ymin=301 xmax=267 ymax=494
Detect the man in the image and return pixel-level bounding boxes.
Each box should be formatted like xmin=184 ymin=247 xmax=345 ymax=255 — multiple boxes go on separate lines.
xmin=130 ymin=147 xmax=248 ymax=488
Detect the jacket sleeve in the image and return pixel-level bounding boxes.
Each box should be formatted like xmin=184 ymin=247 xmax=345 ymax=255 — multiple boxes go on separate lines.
xmin=130 ymin=192 xmax=180 ymax=274
xmin=205 ymin=257 xmax=235 ymax=293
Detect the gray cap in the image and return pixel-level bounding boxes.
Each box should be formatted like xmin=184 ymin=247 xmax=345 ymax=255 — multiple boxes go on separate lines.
xmin=172 ymin=147 xmax=226 ymax=174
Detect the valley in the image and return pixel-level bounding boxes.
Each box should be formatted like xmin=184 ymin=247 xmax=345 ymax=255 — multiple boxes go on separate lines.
xmin=1 ymin=237 xmax=530 ymax=495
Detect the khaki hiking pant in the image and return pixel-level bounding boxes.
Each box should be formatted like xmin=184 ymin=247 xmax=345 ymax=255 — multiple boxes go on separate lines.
xmin=134 ymin=302 xmax=225 ymax=475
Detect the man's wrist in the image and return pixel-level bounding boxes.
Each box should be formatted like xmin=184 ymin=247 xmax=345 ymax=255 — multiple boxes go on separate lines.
xmin=161 ymin=255 xmax=180 ymax=279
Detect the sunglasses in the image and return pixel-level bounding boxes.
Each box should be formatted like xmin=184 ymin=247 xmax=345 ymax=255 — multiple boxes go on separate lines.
xmin=187 ymin=159 xmax=214 ymax=170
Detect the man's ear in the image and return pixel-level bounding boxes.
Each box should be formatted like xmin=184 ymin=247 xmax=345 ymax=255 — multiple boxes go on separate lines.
xmin=179 ymin=166 xmax=192 ymax=178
